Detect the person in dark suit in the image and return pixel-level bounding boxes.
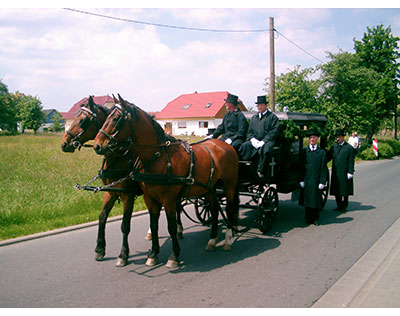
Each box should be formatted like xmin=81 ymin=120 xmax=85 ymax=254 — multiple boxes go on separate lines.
xmin=238 ymin=95 xmax=280 ymax=178
xmin=327 ymin=129 xmax=355 ymax=212
xmin=299 ymin=129 xmax=329 ymax=226
xmin=205 ymin=93 xmax=248 ymax=152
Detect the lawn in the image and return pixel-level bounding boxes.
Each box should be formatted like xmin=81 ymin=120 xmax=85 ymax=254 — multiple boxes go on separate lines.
xmin=0 ymin=133 xmax=147 ymax=240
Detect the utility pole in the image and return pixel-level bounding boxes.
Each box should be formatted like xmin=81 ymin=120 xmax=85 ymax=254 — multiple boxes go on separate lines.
xmin=269 ymin=17 xmax=275 ymax=112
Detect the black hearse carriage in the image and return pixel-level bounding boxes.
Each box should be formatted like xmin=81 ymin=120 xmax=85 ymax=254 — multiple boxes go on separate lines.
xmin=186 ymin=111 xmax=329 ymax=234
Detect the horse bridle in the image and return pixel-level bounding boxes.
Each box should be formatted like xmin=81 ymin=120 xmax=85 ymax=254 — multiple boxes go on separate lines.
xmin=66 ymin=105 xmax=102 ymax=149
xmin=98 ymin=104 xmax=134 ymax=154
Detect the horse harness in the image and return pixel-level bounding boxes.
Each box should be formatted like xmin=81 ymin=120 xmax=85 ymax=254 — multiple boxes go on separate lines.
xmin=67 ymin=104 xmax=107 ymax=150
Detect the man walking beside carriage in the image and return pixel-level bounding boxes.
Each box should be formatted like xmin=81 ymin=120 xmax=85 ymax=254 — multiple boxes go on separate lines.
xmin=327 ymin=129 xmax=355 ymax=212
xmin=299 ymin=129 xmax=329 ymax=226
xmin=239 ymin=95 xmax=280 ymax=179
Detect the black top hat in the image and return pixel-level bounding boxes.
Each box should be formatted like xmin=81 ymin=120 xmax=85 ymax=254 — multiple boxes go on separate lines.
xmin=224 ymin=93 xmax=239 ymax=105
xmin=255 ymin=95 xmax=268 ymax=104
xmin=307 ymin=128 xmax=320 ymax=137
xmin=334 ymin=129 xmax=345 ymax=136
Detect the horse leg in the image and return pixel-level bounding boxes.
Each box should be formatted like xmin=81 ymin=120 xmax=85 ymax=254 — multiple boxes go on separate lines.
xmin=145 ymin=227 xmax=152 ymax=240
xmin=222 ymin=186 xmax=238 ymax=251
xmin=145 ymin=201 xmax=161 ymax=266
xmin=165 ymin=202 xmax=181 ymax=268
xmin=95 ymin=192 xmax=117 ymax=261
xmin=115 ymin=194 xmax=135 ymax=267
xmin=205 ymin=191 xmax=219 ymax=251
xmin=176 ymin=201 xmax=184 ymax=239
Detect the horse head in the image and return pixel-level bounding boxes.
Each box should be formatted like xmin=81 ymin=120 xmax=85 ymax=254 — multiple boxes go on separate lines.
xmin=93 ymin=94 xmax=134 ymax=155
xmin=61 ymin=95 xmax=108 ymax=152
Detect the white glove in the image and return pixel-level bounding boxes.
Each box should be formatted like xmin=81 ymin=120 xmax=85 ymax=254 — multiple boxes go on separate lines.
xmin=318 ymin=183 xmax=325 ymax=190
xmin=299 ymin=182 xmax=305 ymax=188
xmin=250 ymin=138 xmax=258 ymax=148
xmin=347 ymin=173 xmax=353 ymax=179
xmin=225 ymin=138 xmax=232 ymax=145
xmin=256 ymin=140 xmax=265 ymax=149
xmin=204 ymin=135 xmax=213 ymax=140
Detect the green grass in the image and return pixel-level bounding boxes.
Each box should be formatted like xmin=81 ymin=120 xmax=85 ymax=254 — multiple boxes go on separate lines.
xmin=0 ymin=134 xmax=146 ymax=240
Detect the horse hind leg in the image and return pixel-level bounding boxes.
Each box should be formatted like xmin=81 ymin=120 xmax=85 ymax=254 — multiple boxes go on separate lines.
xmin=222 ymin=186 xmax=238 ymax=251
xmin=204 ymin=191 xmax=219 ymax=251
xmin=145 ymin=207 xmax=161 ymax=267
xmin=165 ymin=205 xmax=181 ymax=269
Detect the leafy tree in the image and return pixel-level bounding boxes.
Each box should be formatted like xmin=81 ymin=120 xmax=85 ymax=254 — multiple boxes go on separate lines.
xmin=17 ymin=94 xmax=45 ymax=134
xmin=271 ymin=65 xmax=322 ymax=113
xmin=0 ymin=80 xmax=18 ymax=131
xmin=319 ymin=51 xmax=387 ymax=142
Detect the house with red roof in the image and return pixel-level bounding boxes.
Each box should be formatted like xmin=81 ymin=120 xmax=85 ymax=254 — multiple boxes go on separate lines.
xmin=156 ymin=91 xmax=247 ymax=136
xmin=62 ymin=95 xmax=115 ymax=131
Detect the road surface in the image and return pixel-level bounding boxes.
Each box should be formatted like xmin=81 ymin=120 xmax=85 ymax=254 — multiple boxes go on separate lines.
xmin=1 ymin=157 xmax=399 ymax=307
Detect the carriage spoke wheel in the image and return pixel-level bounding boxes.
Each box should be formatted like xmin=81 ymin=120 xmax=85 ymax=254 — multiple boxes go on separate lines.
xmin=257 ymin=186 xmax=279 ymax=233
xmin=194 ymin=196 xmax=213 ymax=225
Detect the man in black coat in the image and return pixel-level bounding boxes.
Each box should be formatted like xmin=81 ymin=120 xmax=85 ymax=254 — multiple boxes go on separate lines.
xmin=205 ymin=93 xmax=248 ymax=152
xmin=327 ymin=129 xmax=355 ymax=212
xmin=299 ymin=129 xmax=329 ymax=225
xmin=238 ymin=95 xmax=280 ymax=178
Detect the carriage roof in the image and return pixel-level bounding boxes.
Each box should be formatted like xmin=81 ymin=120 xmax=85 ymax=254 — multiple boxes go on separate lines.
xmin=242 ymin=111 xmax=327 ymax=126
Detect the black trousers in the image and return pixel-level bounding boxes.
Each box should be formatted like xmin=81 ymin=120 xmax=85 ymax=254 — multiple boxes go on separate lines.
xmin=305 ymin=207 xmax=320 ymax=223
xmin=335 ymin=196 xmax=349 ymax=210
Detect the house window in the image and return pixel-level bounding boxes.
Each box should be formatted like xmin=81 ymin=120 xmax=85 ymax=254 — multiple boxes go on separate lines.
xmin=178 ymin=121 xmax=187 ymax=129
xmin=205 ymin=102 xmax=212 ymax=108
xmin=199 ymin=121 xmax=208 ymax=128
xmin=183 ymin=104 xmax=191 ymax=110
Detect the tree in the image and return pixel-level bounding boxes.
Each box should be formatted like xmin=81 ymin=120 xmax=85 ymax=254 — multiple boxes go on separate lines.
xmin=16 ymin=94 xmax=45 ymax=134
xmin=319 ymin=51 xmax=387 ymax=142
xmin=268 ymin=65 xmax=322 ymax=113
xmin=0 ymin=80 xmax=18 ymax=132
xmin=354 ymin=24 xmax=400 ymax=138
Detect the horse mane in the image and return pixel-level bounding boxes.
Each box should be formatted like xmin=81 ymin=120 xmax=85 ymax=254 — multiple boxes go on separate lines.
xmin=127 ymin=103 xmax=171 ymax=144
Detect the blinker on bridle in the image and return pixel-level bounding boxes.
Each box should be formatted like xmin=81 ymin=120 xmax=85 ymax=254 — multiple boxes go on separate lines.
xmin=98 ymin=104 xmax=133 ymax=154
xmin=66 ymin=106 xmax=98 ymax=149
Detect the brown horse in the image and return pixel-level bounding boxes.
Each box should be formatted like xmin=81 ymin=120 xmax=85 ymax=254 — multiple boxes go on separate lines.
xmin=60 ymin=96 xmax=143 ymax=267
xmin=93 ymin=95 xmax=239 ymax=268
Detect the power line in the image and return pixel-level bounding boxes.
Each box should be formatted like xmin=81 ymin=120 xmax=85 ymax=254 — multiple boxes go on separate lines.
xmin=64 ymin=8 xmax=324 ymax=63
xmin=275 ymin=29 xmax=324 ymax=63
xmin=63 ymin=8 xmax=270 ymax=33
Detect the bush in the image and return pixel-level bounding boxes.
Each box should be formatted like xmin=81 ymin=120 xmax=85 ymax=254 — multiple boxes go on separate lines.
xmin=358 ymin=138 xmax=400 ymax=160
xmin=359 ymin=147 xmax=378 ymax=160
xmin=378 ymin=142 xmax=395 ymax=159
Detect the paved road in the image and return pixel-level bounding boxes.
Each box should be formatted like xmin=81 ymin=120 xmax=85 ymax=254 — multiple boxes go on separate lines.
xmin=1 ymin=157 xmax=399 ymax=307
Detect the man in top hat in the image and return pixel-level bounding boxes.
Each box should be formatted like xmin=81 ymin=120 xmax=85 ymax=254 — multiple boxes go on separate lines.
xmin=326 ymin=129 xmax=355 ymax=212
xmin=299 ymin=128 xmax=329 ymax=225
xmin=205 ymin=93 xmax=248 ymax=152
xmin=239 ymin=95 xmax=280 ymax=178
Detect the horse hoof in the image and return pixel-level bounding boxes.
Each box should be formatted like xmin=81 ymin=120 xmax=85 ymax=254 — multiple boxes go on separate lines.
xmin=115 ymin=258 xmax=127 ymax=267
xmin=166 ymin=259 xmax=180 ymax=269
xmin=95 ymin=252 xmax=105 ymax=261
xmin=205 ymin=244 xmax=216 ymax=251
xmin=145 ymin=232 xmax=152 ymax=240
xmin=222 ymin=244 xmax=232 ymax=251
xmin=145 ymin=256 xmax=159 ymax=266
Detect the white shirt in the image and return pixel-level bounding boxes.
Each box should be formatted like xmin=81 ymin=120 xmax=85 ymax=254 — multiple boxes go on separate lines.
xmin=348 ymin=136 xmax=359 ymax=149
xmin=259 ymin=109 xmax=269 ymax=119
xmin=309 ymin=144 xmax=317 ymax=151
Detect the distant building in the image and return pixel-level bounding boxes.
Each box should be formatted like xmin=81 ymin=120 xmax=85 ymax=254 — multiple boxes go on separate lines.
xmin=39 ymin=109 xmax=64 ymax=131
xmin=62 ymin=95 xmax=115 ymax=131
xmin=156 ymin=91 xmax=247 ymax=136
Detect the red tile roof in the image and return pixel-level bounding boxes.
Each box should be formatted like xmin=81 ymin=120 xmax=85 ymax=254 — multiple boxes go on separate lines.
xmin=62 ymin=95 xmax=114 ymax=119
xmin=156 ymin=91 xmax=246 ymax=120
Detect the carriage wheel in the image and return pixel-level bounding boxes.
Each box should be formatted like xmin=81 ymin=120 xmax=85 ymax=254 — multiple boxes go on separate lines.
xmin=194 ymin=195 xmax=213 ymax=225
xmin=257 ymin=186 xmax=279 ymax=233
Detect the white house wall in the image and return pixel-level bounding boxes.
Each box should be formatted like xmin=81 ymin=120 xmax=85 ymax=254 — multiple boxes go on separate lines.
xmin=157 ymin=118 xmax=223 ymax=136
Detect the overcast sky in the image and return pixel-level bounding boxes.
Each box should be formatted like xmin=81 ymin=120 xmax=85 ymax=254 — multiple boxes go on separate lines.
xmin=1 ymin=1 xmax=399 ymax=113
